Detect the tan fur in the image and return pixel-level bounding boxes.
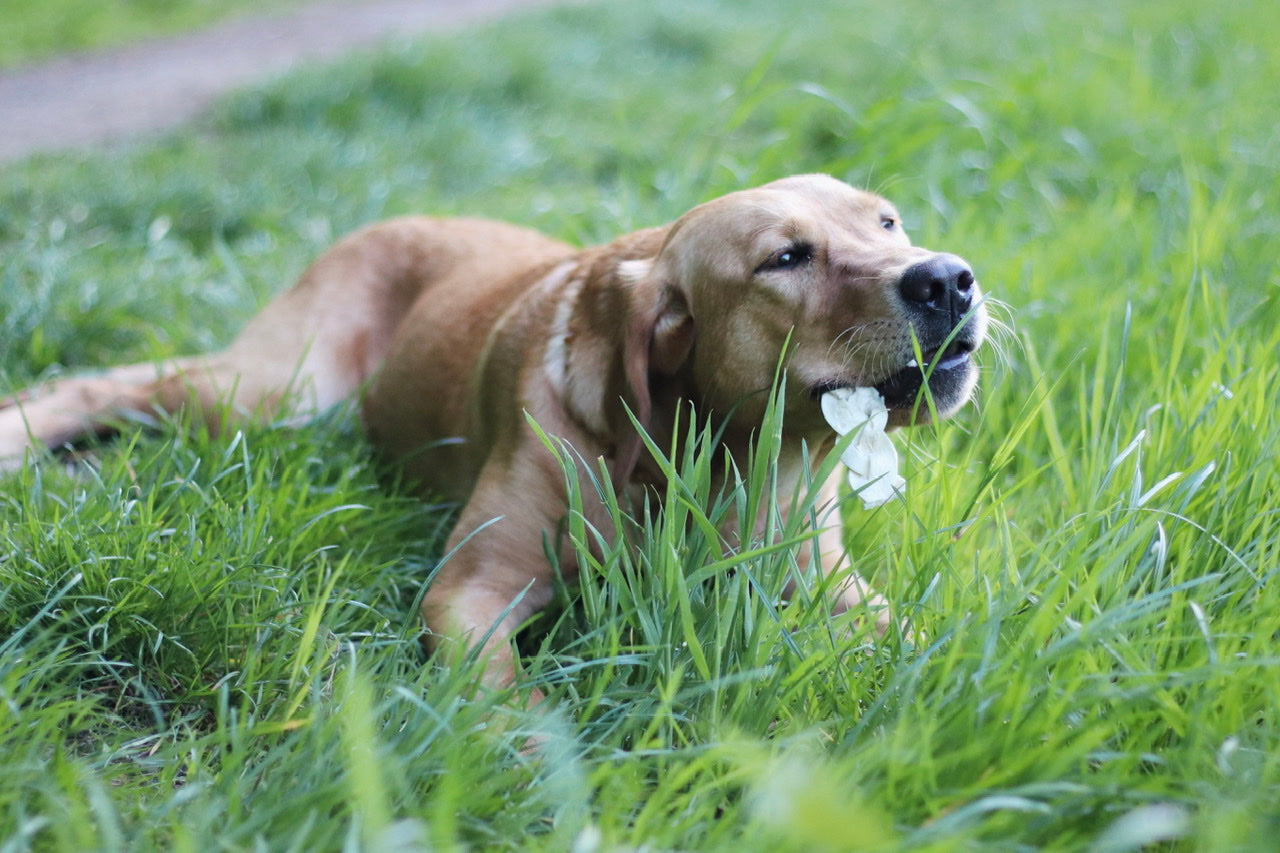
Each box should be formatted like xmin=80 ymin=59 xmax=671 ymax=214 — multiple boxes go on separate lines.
xmin=0 ymin=175 xmax=987 ymax=693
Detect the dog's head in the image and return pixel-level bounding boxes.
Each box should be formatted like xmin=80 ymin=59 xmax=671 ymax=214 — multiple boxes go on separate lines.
xmin=628 ymin=174 xmax=987 ymax=436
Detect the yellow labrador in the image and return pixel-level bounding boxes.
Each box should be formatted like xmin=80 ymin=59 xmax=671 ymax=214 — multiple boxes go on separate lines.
xmin=0 ymin=174 xmax=987 ymax=690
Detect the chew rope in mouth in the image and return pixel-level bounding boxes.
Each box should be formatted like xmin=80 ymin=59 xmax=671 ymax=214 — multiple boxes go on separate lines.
xmin=820 ymin=387 xmax=906 ymax=509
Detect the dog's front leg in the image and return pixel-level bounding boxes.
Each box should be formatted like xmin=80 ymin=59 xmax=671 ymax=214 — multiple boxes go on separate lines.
xmin=807 ymin=477 xmax=895 ymax=635
xmin=422 ymin=559 xmax=554 ymax=702
xmin=420 ymin=466 xmax=565 ymax=702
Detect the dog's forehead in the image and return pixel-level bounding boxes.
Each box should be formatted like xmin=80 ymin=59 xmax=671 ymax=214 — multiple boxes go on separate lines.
xmin=758 ymin=174 xmax=888 ymax=211
xmin=660 ymin=176 xmax=903 ymax=271
xmin=695 ymin=176 xmax=892 ymax=232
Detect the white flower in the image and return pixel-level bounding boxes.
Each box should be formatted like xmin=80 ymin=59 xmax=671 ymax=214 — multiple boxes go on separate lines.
xmin=820 ymin=387 xmax=905 ymax=508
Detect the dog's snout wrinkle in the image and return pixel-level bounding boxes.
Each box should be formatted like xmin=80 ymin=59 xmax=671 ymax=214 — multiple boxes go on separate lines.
xmin=898 ymin=254 xmax=975 ymax=325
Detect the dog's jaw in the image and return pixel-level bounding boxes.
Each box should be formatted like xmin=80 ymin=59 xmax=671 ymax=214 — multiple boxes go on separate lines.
xmin=807 ymin=335 xmax=981 ymax=428
xmin=874 ymin=339 xmax=980 ymax=423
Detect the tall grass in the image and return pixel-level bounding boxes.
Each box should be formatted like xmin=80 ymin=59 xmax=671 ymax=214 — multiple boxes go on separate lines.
xmin=2 ymin=0 xmax=1278 ymax=848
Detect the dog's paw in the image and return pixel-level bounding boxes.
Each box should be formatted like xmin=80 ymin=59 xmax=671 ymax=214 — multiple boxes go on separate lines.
xmin=0 ymin=418 xmax=36 ymax=473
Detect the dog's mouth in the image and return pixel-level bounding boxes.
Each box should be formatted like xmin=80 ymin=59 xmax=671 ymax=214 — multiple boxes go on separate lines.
xmin=811 ymin=338 xmax=977 ymax=418
xmin=901 ymin=340 xmax=974 ymax=374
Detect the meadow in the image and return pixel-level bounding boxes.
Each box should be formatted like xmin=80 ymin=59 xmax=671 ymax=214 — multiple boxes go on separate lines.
xmin=0 ymin=0 xmax=302 ymax=67
xmin=1 ymin=0 xmax=1278 ymax=849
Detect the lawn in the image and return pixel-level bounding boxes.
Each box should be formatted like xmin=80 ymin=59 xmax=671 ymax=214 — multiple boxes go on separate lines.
xmin=0 ymin=0 xmax=304 ymax=68
xmin=2 ymin=0 xmax=1278 ymax=849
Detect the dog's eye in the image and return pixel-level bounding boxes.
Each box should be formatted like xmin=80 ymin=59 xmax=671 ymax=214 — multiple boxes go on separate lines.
xmin=758 ymin=244 xmax=813 ymax=273
xmin=880 ymin=216 xmax=897 ymax=230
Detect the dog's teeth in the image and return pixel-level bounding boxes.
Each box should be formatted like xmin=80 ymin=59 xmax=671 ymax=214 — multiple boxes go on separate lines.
xmin=905 ymin=358 xmax=919 ymax=369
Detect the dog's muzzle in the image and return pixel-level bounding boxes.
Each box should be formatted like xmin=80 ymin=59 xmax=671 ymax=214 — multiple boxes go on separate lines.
xmin=877 ymin=254 xmax=983 ymax=416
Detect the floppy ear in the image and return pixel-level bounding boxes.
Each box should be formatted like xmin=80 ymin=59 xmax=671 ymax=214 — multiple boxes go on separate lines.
xmin=614 ymin=257 xmax=695 ymax=481
xmin=649 ymin=285 xmax=695 ymax=376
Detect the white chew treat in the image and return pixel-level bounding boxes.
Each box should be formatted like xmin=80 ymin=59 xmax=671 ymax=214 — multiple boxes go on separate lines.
xmin=820 ymin=387 xmax=906 ymax=508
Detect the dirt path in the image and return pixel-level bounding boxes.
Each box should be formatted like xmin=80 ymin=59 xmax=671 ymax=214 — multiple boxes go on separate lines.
xmin=0 ymin=0 xmax=559 ymax=164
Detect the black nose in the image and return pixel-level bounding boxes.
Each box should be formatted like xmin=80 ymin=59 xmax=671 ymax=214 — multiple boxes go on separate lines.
xmin=898 ymin=254 xmax=975 ymax=322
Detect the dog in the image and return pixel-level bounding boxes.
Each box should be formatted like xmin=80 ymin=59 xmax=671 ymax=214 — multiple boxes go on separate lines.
xmin=0 ymin=174 xmax=987 ymax=693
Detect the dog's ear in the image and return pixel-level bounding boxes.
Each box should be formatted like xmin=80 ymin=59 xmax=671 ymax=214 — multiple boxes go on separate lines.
xmin=622 ymin=261 xmax=694 ymax=376
xmin=615 ymin=256 xmax=695 ymax=481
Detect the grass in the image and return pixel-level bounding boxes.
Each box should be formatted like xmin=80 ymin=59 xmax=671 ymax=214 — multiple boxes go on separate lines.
xmin=0 ymin=0 xmax=307 ymax=68
xmin=2 ymin=0 xmax=1279 ymax=848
